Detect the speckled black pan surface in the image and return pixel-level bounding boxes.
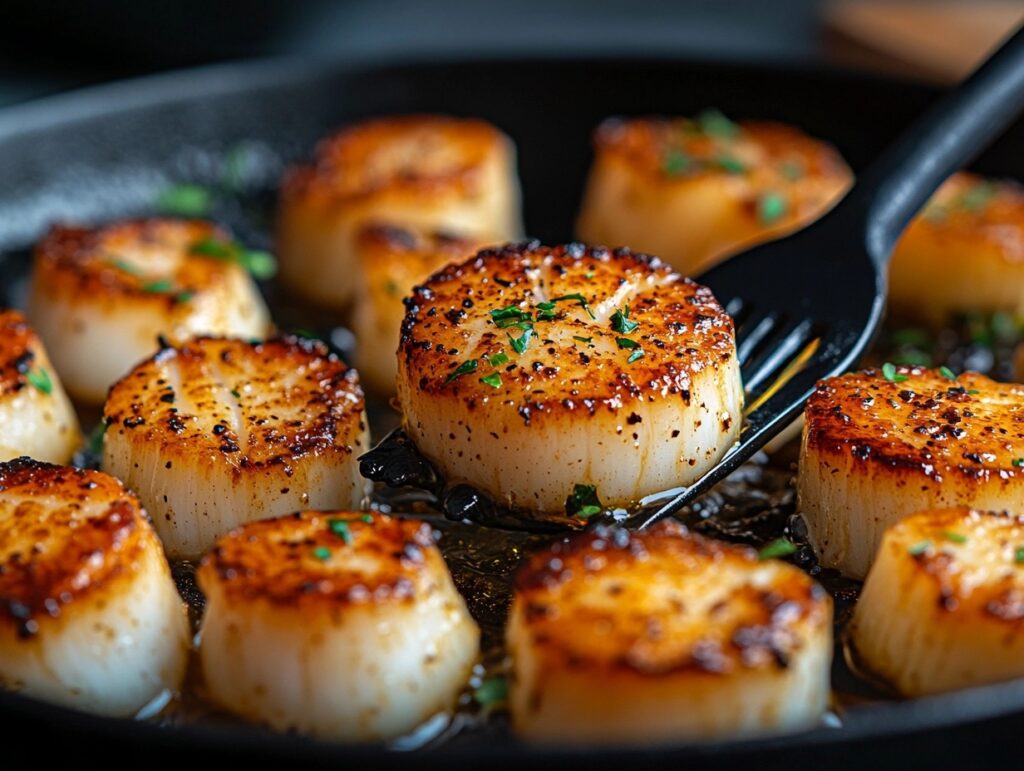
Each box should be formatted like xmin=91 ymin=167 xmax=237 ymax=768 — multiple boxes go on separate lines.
xmin=3 ymin=56 xmax=1024 ymax=769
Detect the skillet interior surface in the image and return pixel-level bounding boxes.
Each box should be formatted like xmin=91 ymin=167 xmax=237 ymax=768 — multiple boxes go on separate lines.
xmin=2 ymin=56 xmax=1024 ymax=768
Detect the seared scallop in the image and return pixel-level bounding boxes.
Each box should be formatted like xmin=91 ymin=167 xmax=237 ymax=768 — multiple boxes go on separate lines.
xmin=102 ymin=336 xmax=371 ymax=559
xmin=27 ymin=219 xmax=272 ymax=404
xmin=0 ymin=458 xmax=189 ymax=716
xmin=576 ymin=113 xmax=851 ymax=276
xmin=277 ymin=115 xmax=522 ymax=308
xmin=852 ymin=507 xmax=1024 ymax=696
xmin=507 ymin=521 xmax=832 ymax=744
xmin=197 ymin=511 xmax=479 ymax=741
xmin=396 ymin=242 xmax=742 ymax=521
xmin=0 ymin=310 xmax=80 ymax=464
xmin=352 ymin=224 xmax=482 ymax=394
xmin=890 ymin=173 xmax=1024 ymax=324
xmin=799 ymin=366 xmax=1024 ymax=579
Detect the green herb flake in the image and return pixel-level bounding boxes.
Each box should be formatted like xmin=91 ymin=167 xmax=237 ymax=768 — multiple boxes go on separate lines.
xmin=882 ymin=362 xmax=909 ymax=382
xmin=698 ymin=108 xmax=741 ymax=138
xmin=142 ymin=279 xmax=174 ymax=294
xmin=328 ymin=518 xmax=354 ymax=545
xmin=445 ymin=358 xmax=479 ymax=384
xmin=941 ymin=530 xmax=967 ymax=544
xmin=156 ymin=183 xmax=212 ymax=217
xmin=26 ymin=367 xmax=53 ymax=395
xmin=1013 ymin=458 xmax=1024 ymax=467
xmin=908 ymin=540 xmax=932 ymax=556
xmin=758 ymin=192 xmax=788 ymax=225
xmin=626 ymin=348 xmax=645 ymax=364
xmin=780 ymin=160 xmax=805 ymax=180
xmin=86 ymin=418 xmax=108 ymax=455
xmin=480 ymin=373 xmax=503 ymax=389
xmin=385 ymin=279 xmax=400 ymax=296
xmin=230 ymin=388 xmax=241 ymax=399
xmin=716 ymin=154 xmax=746 ymax=174
xmin=536 ymin=301 xmax=557 ymax=321
xmin=311 ymin=546 xmax=332 ymax=561
xmin=488 ymin=352 xmax=509 ymax=367
xmin=242 ymin=250 xmax=277 ymax=280
xmin=508 ymin=326 xmax=534 ymax=355
xmin=1016 ymin=546 xmax=1024 ymax=564
xmin=566 ymin=483 xmax=603 ymax=518
xmin=959 ymin=181 xmax=998 ymax=211
xmin=939 ymin=366 xmax=957 ymax=381
xmin=360 ymin=514 xmax=374 ymax=524
xmin=189 ymin=237 xmax=277 ymax=280
xmin=190 ymin=238 xmax=234 ymax=259
xmin=610 ymin=305 xmax=639 ymax=334
xmin=616 ymin=337 xmax=639 ymax=349
xmin=175 ymin=291 xmax=195 ymax=304
xmin=758 ymin=538 xmax=797 ymax=560
xmin=551 ymin=293 xmax=596 ymax=319
xmin=490 ymin=305 xmax=532 ymax=323
xmin=663 ymin=149 xmax=693 ymax=176
xmin=573 ymin=335 xmax=592 ymax=344
xmin=108 ymin=258 xmax=141 ymax=275
xmin=585 ymin=271 xmax=595 ymax=280
xmin=474 ymin=676 xmax=508 ymax=707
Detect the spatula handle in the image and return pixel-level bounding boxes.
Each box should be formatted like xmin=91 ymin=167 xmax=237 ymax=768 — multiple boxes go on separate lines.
xmin=841 ymin=23 xmax=1024 ymax=266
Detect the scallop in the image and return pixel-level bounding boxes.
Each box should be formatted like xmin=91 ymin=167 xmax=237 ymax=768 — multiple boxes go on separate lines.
xmin=351 ymin=223 xmax=482 ymax=394
xmin=0 ymin=458 xmax=189 ymax=716
xmin=799 ymin=366 xmax=1024 ymax=579
xmin=507 ymin=521 xmax=832 ymax=744
xmin=102 ymin=336 xmax=371 ymax=559
xmin=27 ymin=219 xmax=272 ymax=404
xmin=396 ymin=242 xmax=743 ymax=520
xmin=576 ymin=113 xmax=851 ymax=276
xmin=852 ymin=507 xmax=1024 ymax=696
xmin=197 ymin=511 xmax=479 ymax=741
xmin=277 ymin=115 xmax=522 ymax=308
xmin=890 ymin=173 xmax=1024 ymax=325
xmin=0 ymin=309 xmax=80 ymax=464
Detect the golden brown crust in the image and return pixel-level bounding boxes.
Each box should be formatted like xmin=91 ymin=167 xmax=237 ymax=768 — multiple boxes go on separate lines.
xmin=513 ymin=521 xmax=828 ymax=676
xmin=398 ymin=242 xmax=736 ymax=418
xmin=32 ymin=219 xmax=242 ymax=307
xmin=197 ymin=512 xmax=438 ymax=609
xmin=0 ymin=459 xmax=148 ymax=638
xmin=280 ymin=115 xmax=506 ymax=206
xmin=102 ymin=335 xmax=367 ymax=469
xmin=902 ymin=172 xmax=1024 ymax=262
xmin=0 ymin=310 xmax=43 ymax=398
xmin=804 ymin=367 xmax=1024 ymax=482
xmin=593 ymin=116 xmax=848 ymax=207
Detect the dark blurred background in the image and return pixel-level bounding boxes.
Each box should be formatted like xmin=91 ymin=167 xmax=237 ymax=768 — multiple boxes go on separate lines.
xmin=0 ymin=0 xmax=1020 ymax=108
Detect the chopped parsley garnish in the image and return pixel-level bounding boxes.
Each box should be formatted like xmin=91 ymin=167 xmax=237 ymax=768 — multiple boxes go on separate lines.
xmin=882 ymin=362 xmax=908 ymax=382
xmin=311 ymin=546 xmax=332 ymax=561
xmin=610 ymin=305 xmax=639 ymax=334
xmin=716 ymin=154 xmax=746 ymax=174
xmin=551 ymin=293 xmax=596 ymax=319
xmin=758 ymin=192 xmax=788 ymax=225
xmin=445 ymin=358 xmax=479 ymax=383
xmin=663 ymin=149 xmax=693 ymax=176
xmin=474 ymin=676 xmax=508 ymax=707
xmin=109 ymin=258 xmax=141 ymax=275
xmin=385 ymin=279 xmax=400 ymax=296
xmin=939 ymin=366 xmax=957 ymax=380
xmin=1013 ymin=458 xmax=1024 ymax=467
xmin=142 ymin=279 xmax=174 ymax=294
xmin=585 ymin=271 xmax=595 ymax=280
xmin=616 ymin=337 xmax=639 ymax=349
xmin=698 ymin=108 xmax=741 ymax=138
xmin=508 ymin=327 xmax=534 ymax=354
xmin=190 ymin=237 xmax=277 ymax=280
xmin=26 ymin=367 xmax=52 ymax=395
xmin=175 ymin=290 xmax=194 ymax=303
xmin=360 ymin=513 xmax=374 ymax=523
xmin=156 ymin=183 xmax=212 ymax=217
xmin=488 ymin=352 xmax=509 ymax=367
xmin=1016 ymin=546 xmax=1024 ymax=564
xmin=230 ymin=388 xmax=241 ymax=399
xmin=490 ymin=305 xmax=532 ymax=326
xmin=573 ymin=335 xmax=592 ymax=344
xmin=908 ymin=540 xmax=932 ymax=556
xmin=328 ymin=518 xmax=354 ymax=544
xmin=566 ymin=483 xmax=603 ymax=518
xmin=626 ymin=348 xmax=645 ymax=364
xmin=480 ymin=373 xmax=503 ymax=389
xmin=536 ymin=301 xmax=557 ymax=321
xmin=941 ymin=530 xmax=967 ymax=544
xmin=758 ymin=538 xmax=797 ymax=560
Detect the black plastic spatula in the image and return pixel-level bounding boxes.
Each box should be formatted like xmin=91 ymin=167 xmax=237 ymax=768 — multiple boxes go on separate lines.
xmin=621 ymin=25 xmax=1024 ymax=530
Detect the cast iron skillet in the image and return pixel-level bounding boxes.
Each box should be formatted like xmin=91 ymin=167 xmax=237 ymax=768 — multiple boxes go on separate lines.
xmin=3 ymin=56 xmax=1024 ymax=769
